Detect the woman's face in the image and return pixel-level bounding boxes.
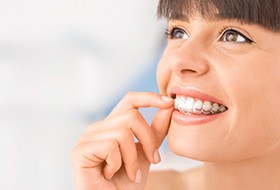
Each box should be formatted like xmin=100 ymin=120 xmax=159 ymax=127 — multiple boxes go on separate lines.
xmin=157 ymin=17 xmax=280 ymax=161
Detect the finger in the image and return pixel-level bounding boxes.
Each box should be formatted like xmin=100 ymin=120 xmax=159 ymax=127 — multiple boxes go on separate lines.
xmin=108 ymin=92 xmax=173 ymax=118
xmin=102 ymin=140 xmax=127 ymax=180
xmin=72 ymin=140 xmax=122 ymax=180
xmin=85 ymin=110 xmax=158 ymax=163
xmin=78 ymin=127 xmax=140 ymax=182
xmin=151 ymin=106 xmax=174 ymax=148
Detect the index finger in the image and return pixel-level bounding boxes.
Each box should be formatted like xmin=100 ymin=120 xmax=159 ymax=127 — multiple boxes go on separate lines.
xmin=107 ymin=92 xmax=173 ymax=118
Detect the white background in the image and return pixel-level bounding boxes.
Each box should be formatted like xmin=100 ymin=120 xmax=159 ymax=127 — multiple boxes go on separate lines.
xmin=0 ymin=0 xmax=201 ymax=189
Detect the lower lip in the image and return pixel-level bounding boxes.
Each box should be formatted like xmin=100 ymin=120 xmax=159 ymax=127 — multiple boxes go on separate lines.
xmin=172 ymin=110 xmax=226 ymax=125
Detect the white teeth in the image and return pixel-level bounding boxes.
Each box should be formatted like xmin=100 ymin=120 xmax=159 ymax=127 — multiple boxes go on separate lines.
xmin=178 ymin=97 xmax=186 ymax=112
xmin=202 ymin=101 xmax=212 ymax=115
xmin=211 ymin=103 xmax=220 ymax=114
xmin=185 ymin=98 xmax=194 ymax=112
xmin=193 ymin=100 xmax=203 ymax=113
xmin=174 ymin=96 xmax=227 ymax=115
xmin=219 ymin=105 xmax=227 ymax=112
xmin=174 ymin=98 xmax=179 ymax=109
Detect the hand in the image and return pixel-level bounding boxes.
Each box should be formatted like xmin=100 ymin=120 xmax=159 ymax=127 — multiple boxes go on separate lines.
xmin=71 ymin=92 xmax=174 ymax=190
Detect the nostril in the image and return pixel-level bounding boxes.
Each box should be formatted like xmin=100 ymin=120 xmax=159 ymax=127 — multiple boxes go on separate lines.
xmin=181 ymin=69 xmax=197 ymax=74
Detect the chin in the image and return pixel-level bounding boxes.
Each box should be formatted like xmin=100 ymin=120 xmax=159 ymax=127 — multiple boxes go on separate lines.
xmin=167 ymin=122 xmax=277 ymax=163
xmin=166 ymin=120 xmax=244 ymax=162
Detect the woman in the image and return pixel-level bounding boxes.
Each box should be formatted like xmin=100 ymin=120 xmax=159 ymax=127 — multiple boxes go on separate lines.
xmin=72 ymin=0 xmax=280 ymax=189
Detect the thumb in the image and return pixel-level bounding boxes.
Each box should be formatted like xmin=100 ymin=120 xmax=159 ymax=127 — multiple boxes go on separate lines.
xmin=151 ymin=106 xmax=174 ymax=148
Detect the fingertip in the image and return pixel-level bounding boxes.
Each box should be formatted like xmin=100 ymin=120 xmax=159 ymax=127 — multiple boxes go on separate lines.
xmin=103 ymin=166 xmax=114 ymax=180
xmin=105 ymin=171 xmax=114 ymax=180
xmin=157 ymin=95 xmax=174 ymax=109
xmin=104 ymin=163 xmax=121 ymax=181
xmin=161 ymin=95 xmax=173 ymax=102
xmin=153 ymin=149 xmax=161 ymax=164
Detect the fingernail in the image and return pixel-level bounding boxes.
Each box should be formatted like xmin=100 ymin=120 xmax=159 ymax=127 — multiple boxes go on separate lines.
xmin=135 ymin=169 xmax=142 ymax=183
xmin=161 ymin=96 xmax=173 ymax=102
xmin=154 ymin=149 xmax=161 ymax=163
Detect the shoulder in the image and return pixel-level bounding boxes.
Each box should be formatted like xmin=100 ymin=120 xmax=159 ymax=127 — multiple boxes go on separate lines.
xmin=145 ymin=167 xmax=204 ymax=190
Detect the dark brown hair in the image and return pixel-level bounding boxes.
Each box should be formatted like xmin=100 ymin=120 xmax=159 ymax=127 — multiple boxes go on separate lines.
xmin=157 ymin=0 xmax=280 ymax=32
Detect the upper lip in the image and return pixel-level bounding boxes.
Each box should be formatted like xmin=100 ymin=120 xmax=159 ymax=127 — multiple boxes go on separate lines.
xmin=170 ymin=86 xmax=227 ymax=106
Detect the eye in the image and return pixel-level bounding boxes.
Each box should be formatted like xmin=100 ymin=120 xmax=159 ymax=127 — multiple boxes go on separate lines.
xmin=219 ymin=29 xmax=253 ymax=43
xmin=165 ymin=27 xmax=189 ymax=40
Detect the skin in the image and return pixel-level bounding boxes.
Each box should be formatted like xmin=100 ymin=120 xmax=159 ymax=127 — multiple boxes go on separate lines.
xmin=157 ymin=17 xmax=280 ymax=189
xmin=72 ymin=15 xmax=280 ymax=190
xmin=72 ymin=92 xmax=174 ymax=190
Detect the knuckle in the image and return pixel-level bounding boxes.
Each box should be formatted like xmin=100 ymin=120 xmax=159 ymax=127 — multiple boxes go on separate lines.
xmin=126 ymin=110 xmax=142 ymax=126
xmin=123 ymin=91 xmax=137 ymax=104
xmin=107 ymin=140 xmax=119 ymax=152
xmin=118 ymin=127 xmax=133 ymax=140
xmin=128 ymin=109 xmax=140 ymax=119
xmin=125 ymin=91 xmax=135 ymax=99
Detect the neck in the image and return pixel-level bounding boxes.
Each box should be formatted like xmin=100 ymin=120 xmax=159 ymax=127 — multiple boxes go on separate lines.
xmin=203 ymin=149 xmax=280 ymax=190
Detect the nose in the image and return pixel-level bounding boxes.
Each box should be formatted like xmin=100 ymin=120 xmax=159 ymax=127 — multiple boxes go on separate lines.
xmin=169 ymin=40 xmax=210 ymax=79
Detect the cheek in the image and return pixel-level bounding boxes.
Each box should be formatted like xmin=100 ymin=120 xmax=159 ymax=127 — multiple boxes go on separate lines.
xmin=228 ymin=54 xmax=280 ymax=122
xmin=167 ymin=54 xmax=280 ymax=162
xmin=223 ymin=55 xmax=280 ymax=155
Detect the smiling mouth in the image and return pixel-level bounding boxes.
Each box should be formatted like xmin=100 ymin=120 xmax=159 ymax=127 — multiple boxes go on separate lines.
xmin=174 ymin=95 xmax=228 ymax=115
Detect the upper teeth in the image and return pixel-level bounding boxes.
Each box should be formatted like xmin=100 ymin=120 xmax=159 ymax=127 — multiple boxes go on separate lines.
xmin=174 ymin=96 xmax=227 ymax=115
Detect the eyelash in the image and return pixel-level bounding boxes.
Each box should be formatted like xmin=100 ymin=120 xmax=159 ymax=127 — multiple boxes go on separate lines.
xmin=165 ymin=26 xmax=254 ymax=43
xmin=219 ymin=27 xmax=254 ymax=43
xmin=164 ymin=27 xmax=172 ymax=39
xmin=164 ymin=27 xmax=186 ymax=39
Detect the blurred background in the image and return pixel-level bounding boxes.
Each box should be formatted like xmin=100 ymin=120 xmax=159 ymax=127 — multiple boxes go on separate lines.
xmin=0 ymin=0 xmax=201 ymax=189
